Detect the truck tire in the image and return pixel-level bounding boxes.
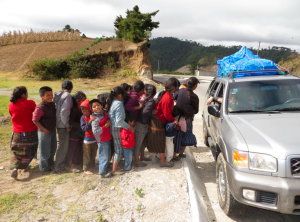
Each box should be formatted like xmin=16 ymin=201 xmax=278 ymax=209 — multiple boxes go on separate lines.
xmin=216 ymin=153 xmax=247 ymax=216
xmin=203 ymin=119 xmax=209 ymax=147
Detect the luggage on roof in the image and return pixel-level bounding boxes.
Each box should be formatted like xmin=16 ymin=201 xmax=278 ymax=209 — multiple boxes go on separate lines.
xmin=217 ymin=46 xmax=279 ymax=77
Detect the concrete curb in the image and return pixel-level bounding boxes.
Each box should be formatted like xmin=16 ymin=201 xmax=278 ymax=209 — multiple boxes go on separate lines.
xmin=183 ymin=147 xmax=214 ymax=222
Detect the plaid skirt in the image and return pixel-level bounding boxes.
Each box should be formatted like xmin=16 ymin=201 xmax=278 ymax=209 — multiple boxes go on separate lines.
xmin=133 ymin=122 xmax=148 ymax=156
xmin=145 ymin=115 xmax=166 ymax=153
xmin=110 ymin=127 xmax=123 ymax=162
xmin=10 ymin=130 xmax=38 ymax=169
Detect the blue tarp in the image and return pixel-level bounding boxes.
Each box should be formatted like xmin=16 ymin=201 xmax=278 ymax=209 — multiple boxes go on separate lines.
xmin=217 ymin=46 xmax=279 ymax=77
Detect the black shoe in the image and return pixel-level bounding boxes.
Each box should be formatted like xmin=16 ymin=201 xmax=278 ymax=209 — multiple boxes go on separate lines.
xmin=11 ymin=169 xmax=18 ymax=179
xmin=179 ymin=154 xmax=186 ymax=158
xmin=171 ymin=156 xmax=180 ymax=162
xmin=100 ymin=171 xmax=112 ymax=178
xmin=42 ymin=168 xmax=52 ymax=175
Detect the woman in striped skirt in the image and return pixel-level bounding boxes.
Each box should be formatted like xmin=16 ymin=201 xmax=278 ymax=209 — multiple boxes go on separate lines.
xmin=107 ymin=86 xmax=136 ymax=176
xmin=9 ymin=86 xmax=38 ymax=179
xmin=147 ymin=78 xmax=180 ymax=167
xmin=133 ymin=84 xmax=157 ymax=167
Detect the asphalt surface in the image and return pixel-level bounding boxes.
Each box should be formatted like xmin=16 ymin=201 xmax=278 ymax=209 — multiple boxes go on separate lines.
xmin=153 ymin=74 xmax=300 ymax=222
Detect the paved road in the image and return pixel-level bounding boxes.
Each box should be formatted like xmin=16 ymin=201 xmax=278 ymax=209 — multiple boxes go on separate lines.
xmin=153 ymin=75 xmax=300 ymax=222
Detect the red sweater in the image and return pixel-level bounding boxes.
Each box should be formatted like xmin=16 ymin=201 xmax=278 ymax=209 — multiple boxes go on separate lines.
xmin=99 ymin=112 xmax=112 ymax=142
xmin=120 ymin=128 xmax=135 ymax=149
xmin=9 ymin=98 xmax=38 ymax=133
xmin=155 ymin=91 xmax=175 ymax=124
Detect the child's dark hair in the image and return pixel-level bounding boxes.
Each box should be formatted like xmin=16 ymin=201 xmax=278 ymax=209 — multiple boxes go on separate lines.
xmin=187 ymin=77 xmax=200 ymax=89
xmin=97 ymin=93 xmax=109 ymax=109
xmin=144 ymin=84 xmax=157 ymax=103
xmin=106 ymin=86 xmax=126 ymax=112
xmin=172 ymin=105 xmax=180 ymax=117
xmin=39 ymin=86 xmax=52 ymax=96
xmin=180 ymin=105 xmax=195 ymax=118
xmin=10 ymin=86 xmax=27 ymax=103
xmin=73 ymin=91 xmax=86 ymax=103
xmin=89 ymin=99 xmax=103 ymax=111
xmin=156 ymin=77 xmax=181 ymax=104
xmin=133 ymin=80 xmax=145 ymax=92
xmin=120 ymin=83 xmax=132 ymax=92
xmin=125 ymin=112 xmax=135 ymax=123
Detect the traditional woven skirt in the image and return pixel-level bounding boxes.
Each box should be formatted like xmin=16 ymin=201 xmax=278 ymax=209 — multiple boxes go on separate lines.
xmin=68 ymin=129 xmax=83 ymax=165
xmin=181 ymin=118 xmax=197 ymax=147
xmin=146 ymin=115 xmax=166 ymax=153
xmin=133 ymin=122 xmax=148 ymax=156
xmin=173 ymin=130 xmax=183 ymax=153
xmin=10 ymin=130 xmax=38 ymax=169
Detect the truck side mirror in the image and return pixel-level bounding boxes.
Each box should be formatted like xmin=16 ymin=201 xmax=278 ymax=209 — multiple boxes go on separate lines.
xmin=208 ymin=105 xmax=220 ymax=118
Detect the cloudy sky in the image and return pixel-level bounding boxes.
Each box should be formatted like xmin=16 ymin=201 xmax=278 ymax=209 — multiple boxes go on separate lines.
xmin=1 ymin=0 xmax=300 ymax=52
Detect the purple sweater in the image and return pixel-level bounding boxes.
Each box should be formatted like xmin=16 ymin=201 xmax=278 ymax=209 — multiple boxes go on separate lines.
xmin=136 ymin=99 xmax=155 ymax=124
xmin=125 ymin=91 xmax=140 ymax=120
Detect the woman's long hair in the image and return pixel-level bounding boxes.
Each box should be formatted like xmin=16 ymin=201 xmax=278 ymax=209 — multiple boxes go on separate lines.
xmin=97 ymin=93 xmax=110 ymax=110
xmin=144 ymin=84 xmax=157 ymax=103
xmin=106 ymin=86 xmax=126 ymax=112
xmin=186 ymin=77 xmax=199 ymax=105
xmin=156 ymin=78 xmax=180 ymax=104
xmin=10 ymin=86 xmax=27 ymax=103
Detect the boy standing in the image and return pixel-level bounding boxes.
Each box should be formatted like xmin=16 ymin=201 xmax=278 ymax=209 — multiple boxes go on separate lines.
xmin=33 ymin=86 xmax=57 ymax=174
xmin=120 ymin=112 xmax=136 ymax=172
xmin=80 ymin=99 xmax=97 ymax=175
xmin=89 ymin=99 xmax=112 ymax=178
xmin=53 ymin=80 xmax=73 ymax=173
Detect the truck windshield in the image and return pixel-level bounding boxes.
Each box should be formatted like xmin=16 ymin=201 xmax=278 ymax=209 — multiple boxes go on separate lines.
xmin=227 ymin=79 xmax=300 ymax=113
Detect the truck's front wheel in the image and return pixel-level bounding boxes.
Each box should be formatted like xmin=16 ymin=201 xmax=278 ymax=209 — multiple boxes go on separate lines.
xmin=216 ymin=153 xmax=247 ymax=216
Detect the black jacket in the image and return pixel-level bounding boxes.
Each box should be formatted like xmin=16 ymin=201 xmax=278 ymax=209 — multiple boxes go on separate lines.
xmin=174 ymin=88 xmax=199 ymax=114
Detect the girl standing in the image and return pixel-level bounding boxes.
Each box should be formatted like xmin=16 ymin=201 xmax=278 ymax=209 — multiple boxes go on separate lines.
xmin=174 ymin=77 xmax=199 ymax=157
xmin=68 ymin=91 xmax=86 ymax=173
xmin=147 ymin=78 xmax=180 ymax=167
xmin=107 ymin=86 xmax=136 ymax=176
xmin=134 ymin=84 xmax=156 ymax=167
xmin=9 ymin=86 xmax=38 ymax=179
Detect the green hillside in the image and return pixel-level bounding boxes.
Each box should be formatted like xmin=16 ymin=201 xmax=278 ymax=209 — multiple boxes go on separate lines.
xmin=148 ymin=37 xmax=296 ymax=71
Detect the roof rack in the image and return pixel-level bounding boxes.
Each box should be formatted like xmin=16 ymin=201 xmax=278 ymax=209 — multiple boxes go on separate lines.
xmin=227 ymin=69 xmax=291 ymax=79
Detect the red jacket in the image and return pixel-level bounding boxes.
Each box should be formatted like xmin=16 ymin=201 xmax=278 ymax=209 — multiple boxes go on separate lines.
xmin=9 ymin=98 xmax=38 ymax=133
xmin=155 ymin=91 xmax=175 ymax=124
xmin=99 ymin=112 xmax=112 ymax=142
xmin=120 ymin=128 xmax=135 ymax=149
xmin=80 ymin=99 xmax=95 ymax=139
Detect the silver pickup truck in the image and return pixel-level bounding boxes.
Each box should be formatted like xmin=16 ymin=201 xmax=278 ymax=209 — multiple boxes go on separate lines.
xmin=202 ymin=71 xmax=300 ymax=215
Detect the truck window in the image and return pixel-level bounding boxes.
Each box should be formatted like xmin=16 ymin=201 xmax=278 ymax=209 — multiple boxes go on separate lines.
xmin=210 ymin=82 xmax=220 ymax=96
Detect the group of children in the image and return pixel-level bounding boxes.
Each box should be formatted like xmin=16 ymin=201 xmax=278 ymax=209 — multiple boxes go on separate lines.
xmin=31 ymin=79 xmax=195 ymax=178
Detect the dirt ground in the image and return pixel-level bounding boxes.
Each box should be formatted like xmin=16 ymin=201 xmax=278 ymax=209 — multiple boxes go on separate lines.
xmin=0 ymin=148 xmax=191 ymax=222
xmin=0 ymin=39 xmax=129 ymax=72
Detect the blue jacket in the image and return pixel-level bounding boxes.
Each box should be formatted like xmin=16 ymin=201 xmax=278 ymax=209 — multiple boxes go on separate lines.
xmin=108 ymin=99 xmax=129 ymax=129
xmin=165 ymin=120 xmax=177 ymax=137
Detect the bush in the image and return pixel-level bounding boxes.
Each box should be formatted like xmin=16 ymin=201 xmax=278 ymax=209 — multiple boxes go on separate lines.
xmin=28 ymin=52 xmax=101 ymax=80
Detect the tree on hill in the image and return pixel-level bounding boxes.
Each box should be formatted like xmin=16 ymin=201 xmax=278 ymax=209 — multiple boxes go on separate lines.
xmin=189 ymin=60 xmax=197 ymax=74
xmin=81 ymin=33 xmax=87 ymax=38
xmin=114 ymin=5 xmax=159 ymax=43
xmin=62 ymin=24 xmax=80 ymax=33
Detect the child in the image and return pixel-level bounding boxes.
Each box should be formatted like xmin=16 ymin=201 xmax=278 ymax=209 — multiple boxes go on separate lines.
xmin=90 ymin=99 xmax=112 ymax=178
xmin=125 ymin=80 xmax=145 ymax=120
xmin=33 ymin=86 xmax=57 ymax=174
xmin=165 ymin=105 xmax=180 ymax=163
xmin=173 ymin=105 xmax=196 ymax=160
xmin=80 ymin=99 xmax=97 ymax=175
xmin=97 ymin=93 xmax=110 ymax=111
xmin=107 ymin=86 xmax=135 ymax=176
xmin=139 ymin=84 xmax=148 ymax=103
xmin=134 ymin=84 xmax=157 ymax=167
xmin=120 ymin=112 xmax=136 ymax=171
xmin=53 ymin=80 xmax=73 ymax=173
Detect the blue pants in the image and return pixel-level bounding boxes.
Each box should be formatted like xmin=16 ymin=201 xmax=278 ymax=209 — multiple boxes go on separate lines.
xmin=98 ymin=141 xmax=111 ymax=174
xmin=38 ymin=130 xmax=57 ymax=171
xmin=123 ymin=148 xmax=133 ymax=171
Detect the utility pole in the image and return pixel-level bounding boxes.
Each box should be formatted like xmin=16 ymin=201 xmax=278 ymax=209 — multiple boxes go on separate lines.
xmin=158 ymin=60 xmax=160 ymax=74
xmin=257 ymin=41 xmax=261 ymax=55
